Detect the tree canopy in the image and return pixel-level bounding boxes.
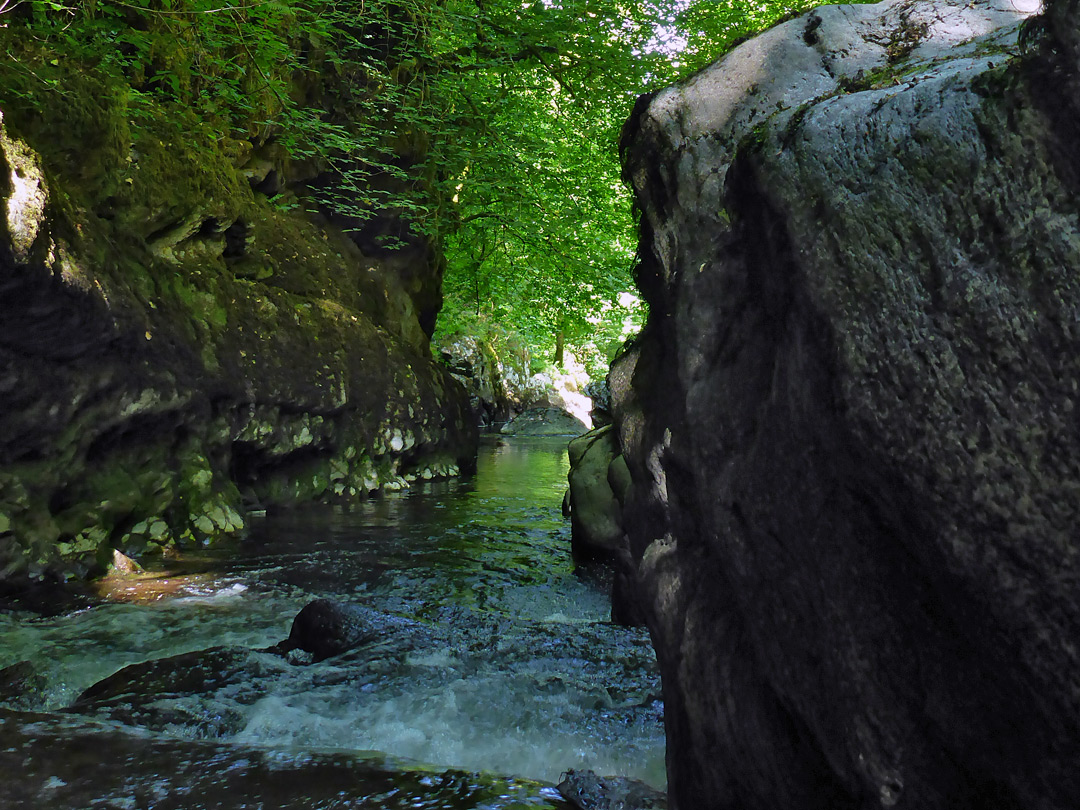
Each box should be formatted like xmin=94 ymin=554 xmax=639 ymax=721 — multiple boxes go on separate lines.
xmin=2 ymin=0 xmax=819 ymax=370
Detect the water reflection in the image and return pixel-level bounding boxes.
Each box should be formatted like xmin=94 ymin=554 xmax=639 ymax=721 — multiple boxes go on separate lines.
xmin=0 ymin=437 xmax=664 ymax=806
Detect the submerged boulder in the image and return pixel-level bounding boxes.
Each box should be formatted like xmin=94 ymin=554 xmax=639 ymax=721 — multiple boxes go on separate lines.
xmin=617 ymin=0 xmax=1080 ymax=808
xmin=69 ymin=599 xmax=425 ymax=731
xmin=70 ymin=645 xmax=272 ymax=735
xmin=557 ymin=769 xmax=666 ymax=810
xmin=0 ymin=660 xmax=46 ymax=710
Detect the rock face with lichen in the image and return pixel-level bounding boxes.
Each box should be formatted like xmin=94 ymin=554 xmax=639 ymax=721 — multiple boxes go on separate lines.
xmin=566 ymin=425 xmax=626 ymax=562
xmin=616 ymin=0 xmax=1080 ymax=808
xmin=0 ymin=85 xmax=475 ymax=582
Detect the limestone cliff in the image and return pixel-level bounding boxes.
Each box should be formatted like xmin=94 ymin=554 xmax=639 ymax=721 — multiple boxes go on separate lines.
xmin=0 ymin=48 xmax=476 ymax=582
xmin=617 ymin=0 xmax=1080 ymax=807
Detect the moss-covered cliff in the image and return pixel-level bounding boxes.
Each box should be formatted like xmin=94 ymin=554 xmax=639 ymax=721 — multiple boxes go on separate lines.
xmin=0 ymin=6 xmax=477 ymax=583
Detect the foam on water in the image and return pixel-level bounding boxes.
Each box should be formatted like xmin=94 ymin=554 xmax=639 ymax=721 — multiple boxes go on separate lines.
xmin=1 ymin=437 xmax=665 ymax=797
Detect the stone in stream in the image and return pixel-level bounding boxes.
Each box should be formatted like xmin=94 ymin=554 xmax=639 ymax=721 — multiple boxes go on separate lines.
xmin=615 ymin=0 xmax=1080 ymax=808
xmin=500 ymin=407 xmax=588 ymax=436
xmin=566 ymin=425 xmax=625 ymax=563
xmin=69 ymin=600 xmax=405 ymax=733
xmin=280 ymin=598 xmax=381 ymax=662
xmin=557 ymin=769 xmax=666 ymax=810
xmin=70 ymin=646 xmax=271 ymax=736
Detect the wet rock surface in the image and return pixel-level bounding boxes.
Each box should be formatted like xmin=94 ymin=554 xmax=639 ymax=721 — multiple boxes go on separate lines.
xmin=566 ymin=426 xmax=624 ymax=563
xmin=65 ymin=599 xmax=661 ymax=761
xmin=70 ymin=646 xmax=272 ymax=736
xmin=618 ymin=0 xmax=1080 ymax=808
xmin=557 ymin=769 xmax=666 ymax=810
xmin=0 ymin=660 xmax=46 ymax=710
xmin=0 ymin=95 xmax=477 ymax=583
xmin=68 ymin=599 xmax=431 ymax=732
xmin=282 ymin=598 xmax=382 ymax=662
xmin=0 ymin=708 xmax=567 ymax=810
xmin=501 ymin=408 xmax=588 ymax=437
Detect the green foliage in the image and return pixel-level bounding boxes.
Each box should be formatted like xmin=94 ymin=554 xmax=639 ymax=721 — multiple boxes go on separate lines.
xmin=428 ymin=0 xmax=823 ymax=365
xmin=0 ymin=0 xmax=820 ymax=365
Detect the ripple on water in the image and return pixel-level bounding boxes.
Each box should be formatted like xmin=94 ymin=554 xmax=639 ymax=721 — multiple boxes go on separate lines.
xmin=0 ymin=437 xmax=665 ymax=803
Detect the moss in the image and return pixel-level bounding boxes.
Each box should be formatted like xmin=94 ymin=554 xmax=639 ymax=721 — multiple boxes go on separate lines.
xmin=0 ymin=10 xmax=478 ymax=583
xmin=885 ymin=16 xmax=930 ymax=64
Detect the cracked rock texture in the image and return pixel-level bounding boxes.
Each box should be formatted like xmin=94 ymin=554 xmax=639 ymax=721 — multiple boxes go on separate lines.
xmin=617 ymin=0 xmax=1080 ymax=808
xmin=0 ymin=96 xmax=476 ymax=583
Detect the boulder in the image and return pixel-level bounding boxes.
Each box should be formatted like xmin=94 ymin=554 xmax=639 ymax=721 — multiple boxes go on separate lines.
xmin=499 ymin=408 xmax=588 ymax=436
xmin=282 ymin=598 xmax=380 ymax=662
xmin=0 ymin=83 xmax=478 ymax=582
xmin=0 ymin=660 xmax=46 ymax=710
xmin=617 ymin=0 xmax=1080 ymax=808
xmin=70 ymin=645 xmax=269 ymax=735
xmin=557 ymin=769 xmax=666 ymax=810
xmin=566 ymin=426 xmax=624 ymax=562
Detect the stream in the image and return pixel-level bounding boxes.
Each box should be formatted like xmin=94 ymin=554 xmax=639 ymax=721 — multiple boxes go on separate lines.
xmin=0 ymin=436 xmax=664 ymax=809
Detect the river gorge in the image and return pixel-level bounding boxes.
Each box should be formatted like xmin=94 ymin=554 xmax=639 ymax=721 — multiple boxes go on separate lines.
xmin=0 ymin=437 xmax=661 ymax=808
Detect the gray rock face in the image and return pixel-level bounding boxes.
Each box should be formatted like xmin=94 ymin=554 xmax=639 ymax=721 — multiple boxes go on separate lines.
xmin=499 ymin=407 xmax=588 ymax=436
xmin=567 ymin=426 xmax=625 ymax=562
xmin=557 ymin=769 xmax=666 ymax=810
xmin=438 ymin=335 xmax=532 ymax=425
xmin=617 ymin=0 xmax=1080 ymax=808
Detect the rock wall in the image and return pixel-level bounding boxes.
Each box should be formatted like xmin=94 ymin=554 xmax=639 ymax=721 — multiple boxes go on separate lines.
xmin=437 ymin=335 xmax=537 ymax=426
xmin=0 ymin=80 xmax=475 ymax=581
xmin=616 ymin=0 xmax=1080 ymax=808
xmin=566 ymin=424 xmax=625 ymax=562
xmin=437 ymin=333 xmax=597 ymax=430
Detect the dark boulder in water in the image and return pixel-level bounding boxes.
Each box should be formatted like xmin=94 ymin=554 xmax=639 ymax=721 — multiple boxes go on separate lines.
xmin=0 ymin=660 xmax=46 ymax=709
xmin=70 ymin=646 xmax=272 ymax=735
xmin=557 ymin=769 xmax=666 ymax=810
xmin=283 ymin=598 xmax=380 ymax=662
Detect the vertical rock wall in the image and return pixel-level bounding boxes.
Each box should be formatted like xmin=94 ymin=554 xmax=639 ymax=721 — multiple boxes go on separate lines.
xmin=617 ymin=0 xmax=1080 ymax=808
xmin=0 ymin=95 xmax=476 ymax=582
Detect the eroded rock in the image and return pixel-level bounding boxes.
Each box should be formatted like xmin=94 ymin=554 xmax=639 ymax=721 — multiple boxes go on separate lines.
xmin=617 ymin=0 xmax=1080 ymax=808
xmin=557 ymin=769 xmax=666 ymax=810
xmin=0 ymin=94 xmax=477 ymax=583
xmin=566 ymin=426 xmax=624 ymax=562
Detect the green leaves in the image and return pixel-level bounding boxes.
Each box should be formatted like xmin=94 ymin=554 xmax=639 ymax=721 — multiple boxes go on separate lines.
xmin=2 ymin=0 xmax=820 ymax=369
xmin=429 ymin=0 xmax=830 ymax=367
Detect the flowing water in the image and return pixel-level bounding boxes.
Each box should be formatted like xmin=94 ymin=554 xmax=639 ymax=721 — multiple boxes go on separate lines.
xmin=0 ymin=437 xmax=664 ymax=809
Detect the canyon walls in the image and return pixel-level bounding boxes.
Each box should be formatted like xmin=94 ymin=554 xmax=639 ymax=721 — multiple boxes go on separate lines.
xmin=616 ymin=0 xmax=1080 ymax=807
